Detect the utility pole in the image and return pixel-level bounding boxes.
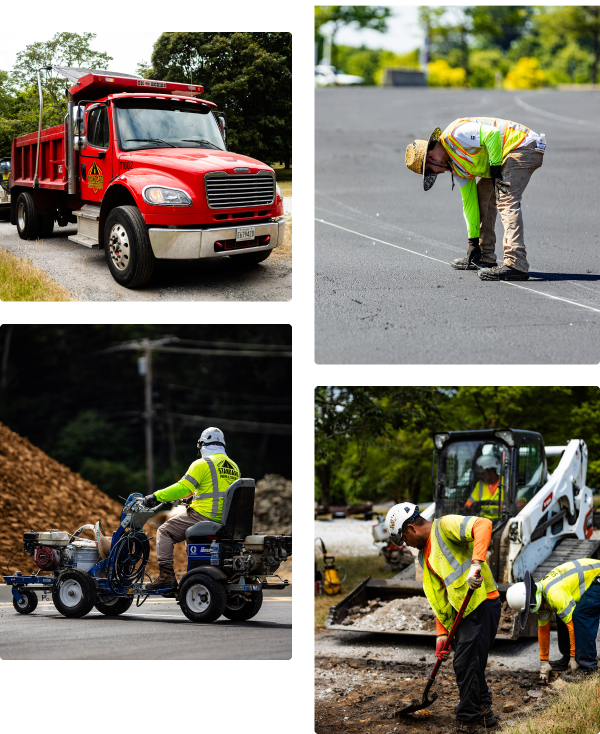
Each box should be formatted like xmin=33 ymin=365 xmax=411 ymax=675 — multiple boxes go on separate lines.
xmin=144 ymin=343 xmax=154 ymax=494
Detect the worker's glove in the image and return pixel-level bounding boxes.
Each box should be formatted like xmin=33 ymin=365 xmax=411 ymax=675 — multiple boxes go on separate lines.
xmin=568 ymin=657 xmax=579 ymax=673
xmin=490 ymin=164 xmax=510 ymax=200
xmin=539 ymin=661 xmax=553 ymax=683
xmin=143 ymin=494 xmax=159 ymax=509
xmin=436 ymin=635 xmax=451 ymax=661
xmin=466 ymin=237 xmax=482 ymax=267
xmin=467 ymin=564 xmax=483 ymax=590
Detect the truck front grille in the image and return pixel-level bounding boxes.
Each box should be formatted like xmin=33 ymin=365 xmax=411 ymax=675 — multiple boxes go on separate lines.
xmin=205 ymin=173 xmax=275 ymax=209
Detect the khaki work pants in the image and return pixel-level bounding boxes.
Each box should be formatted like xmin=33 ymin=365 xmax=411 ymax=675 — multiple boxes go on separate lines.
xmin=477 ymin=143 xmax=544 ymax=272
xmin=155 ymin=506 xmax=213 ymax=567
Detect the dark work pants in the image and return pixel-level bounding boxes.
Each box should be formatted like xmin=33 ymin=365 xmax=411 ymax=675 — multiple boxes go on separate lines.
xmin=572 ymin=578 xmax=600 ymax=671
xmin=556 ymin=616 xmax=570 ymax=659
xmin=451 ymin=597 xmax=502 ymax=723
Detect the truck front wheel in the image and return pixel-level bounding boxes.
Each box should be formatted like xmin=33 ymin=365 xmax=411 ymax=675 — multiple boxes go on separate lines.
xmin=16 ymin=192 xmax=40 ymax=240
xmin=104 ymin=206 xmax=155 ymax=288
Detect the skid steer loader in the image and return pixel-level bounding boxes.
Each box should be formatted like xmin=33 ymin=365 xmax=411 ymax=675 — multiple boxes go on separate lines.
xmin=326 ymin=429 xmax=599 ymax=639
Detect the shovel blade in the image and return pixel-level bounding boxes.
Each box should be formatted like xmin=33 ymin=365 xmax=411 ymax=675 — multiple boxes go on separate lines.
xmin=394 ymin=690 xmax=438 ymax=717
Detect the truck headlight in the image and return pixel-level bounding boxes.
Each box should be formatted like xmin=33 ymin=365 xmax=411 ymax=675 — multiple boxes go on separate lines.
xmin=143 ymin=186 xmax=192 ymax=206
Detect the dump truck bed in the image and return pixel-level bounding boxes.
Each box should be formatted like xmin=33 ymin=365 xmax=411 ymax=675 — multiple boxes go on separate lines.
xmin=12 ymin=124 xmax=67 ymax=190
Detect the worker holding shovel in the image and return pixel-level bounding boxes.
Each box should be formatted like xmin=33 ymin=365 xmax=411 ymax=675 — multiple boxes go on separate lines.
xmin=385 ymin=503 xmax=501 ymax=733
xmin=506 ymin=559 xmax=600 ymax=683
xmin=405 ymin=117 xmax=546 ymax=281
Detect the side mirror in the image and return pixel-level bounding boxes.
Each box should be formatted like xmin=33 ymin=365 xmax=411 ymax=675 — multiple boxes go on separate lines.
xmin=73 ymin=135 xmax=87 ymax=152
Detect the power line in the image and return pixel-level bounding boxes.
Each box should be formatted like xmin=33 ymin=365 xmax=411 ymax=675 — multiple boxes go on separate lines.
xmin=167 ymin=412 xmax=292 ymax=436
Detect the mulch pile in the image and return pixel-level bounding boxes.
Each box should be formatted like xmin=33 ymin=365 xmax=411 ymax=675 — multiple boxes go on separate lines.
xmin=1 ymin=422 xmax=291 ymax=582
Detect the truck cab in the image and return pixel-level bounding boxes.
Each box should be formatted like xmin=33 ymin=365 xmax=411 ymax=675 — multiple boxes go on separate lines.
xmin=9 ymin=68 xmax=286 ymax=288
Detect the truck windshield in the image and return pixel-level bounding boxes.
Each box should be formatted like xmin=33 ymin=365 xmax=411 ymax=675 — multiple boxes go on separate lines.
xmin=439 ymin=440 xmax=508 ymax=522
xmin=114 ymin=100 xmax=225 ymax=152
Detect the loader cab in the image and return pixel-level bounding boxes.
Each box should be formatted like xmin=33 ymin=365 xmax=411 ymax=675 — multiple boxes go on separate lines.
xmin=433 ymin=429 xmax=546 ymax=526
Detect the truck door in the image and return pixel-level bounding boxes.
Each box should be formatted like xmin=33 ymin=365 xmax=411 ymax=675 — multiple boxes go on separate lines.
xmin=80 ymin=104 xmax=113 ymax=203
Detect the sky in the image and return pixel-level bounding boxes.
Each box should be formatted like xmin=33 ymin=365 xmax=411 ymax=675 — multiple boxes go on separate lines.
xmin=0 ymin=31 xmax=160 ymax=76
xmin=319 ymin=6 xmax=424 ymax=55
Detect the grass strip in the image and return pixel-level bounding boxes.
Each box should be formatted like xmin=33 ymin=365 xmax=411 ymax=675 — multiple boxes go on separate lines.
xmin=0 ymin=249 xmax=71 ymax=301
xmin=272 ymin=163 xmax=292 ymax=197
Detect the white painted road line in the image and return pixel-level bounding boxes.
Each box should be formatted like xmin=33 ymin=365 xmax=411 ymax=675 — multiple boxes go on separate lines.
xmin=515 ymin=95 xmax=600 ymax=128
xmin=316 ymin=217 xmax=600 ymax=315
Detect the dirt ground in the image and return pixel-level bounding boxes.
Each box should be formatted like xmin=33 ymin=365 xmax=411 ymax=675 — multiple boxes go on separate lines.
xmin=315 ymin=641 xmax=576 ymax=734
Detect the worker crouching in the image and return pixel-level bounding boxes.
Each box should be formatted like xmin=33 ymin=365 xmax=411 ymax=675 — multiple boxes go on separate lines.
xmin=386 ymin=504 xmax=500 ymax=733
xmin=507 ymin=558 xmax=600 ymax=682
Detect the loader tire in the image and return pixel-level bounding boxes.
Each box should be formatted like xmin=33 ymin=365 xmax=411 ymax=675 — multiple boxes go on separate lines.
xmin=12 ymin=588 xmax=38 ymax=615
xmin=104 ymin=205 xmax=155 ymax=288
xmin=52 ymin=569 xmax=96 ymax=618
xmin=179 ymin=573 xmax=227 ymax=624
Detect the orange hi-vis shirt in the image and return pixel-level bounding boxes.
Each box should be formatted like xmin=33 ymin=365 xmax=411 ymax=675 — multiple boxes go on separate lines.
xmin=425 ymin=517 xmax=500 ymax=636
xmin=538 ymin=617 xmax=575 ymax=660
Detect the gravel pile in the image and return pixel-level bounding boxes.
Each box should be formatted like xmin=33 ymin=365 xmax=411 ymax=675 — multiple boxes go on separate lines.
xmin=253 ymin=474 xmax=292 ymax=536
xmin=342 ymin=596 xmax=437 ymax=632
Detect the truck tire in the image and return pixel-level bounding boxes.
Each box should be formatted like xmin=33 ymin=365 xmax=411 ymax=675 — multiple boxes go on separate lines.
xmin=39 ymin=213 xmax=55 ymax=239
xmin=12 ymin=588 xmax=38 ymax=615
xmin=104 ymin=205 xmax=155 ymax=288
xmin=16 ymin=192 xmax=40 ymax=240
xmin=222 ymin=590 xmax=263 ymax=621
xmin=95 ymin=595 xmax=134 ymax=616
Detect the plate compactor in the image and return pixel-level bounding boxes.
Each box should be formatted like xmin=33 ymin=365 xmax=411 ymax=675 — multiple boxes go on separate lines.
xmin=3 ymin=478 xmax=291 ymax=623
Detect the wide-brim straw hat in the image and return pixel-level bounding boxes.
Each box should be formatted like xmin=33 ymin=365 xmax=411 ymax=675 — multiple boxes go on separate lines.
xmin=405 ymin=127 xmax=442 ymax=191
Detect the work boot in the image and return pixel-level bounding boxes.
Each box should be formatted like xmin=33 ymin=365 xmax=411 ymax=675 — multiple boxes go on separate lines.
xmin=478 ymin=264 xmax=529 ymax=281
xmin=451 ymin=250 xmax=496 ymax=271
xmin=146 ymin=565 xmax=177 ymax=591
xmin=549 ymin=655 xmax=570 ymax=671
xmin=449 ymin=718 xmax=483 ymax=733
xmin=479 ymin=702 xmax=498 ymax=727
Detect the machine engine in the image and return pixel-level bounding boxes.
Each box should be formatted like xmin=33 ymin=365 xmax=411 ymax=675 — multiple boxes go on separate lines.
xmin=225 ymin=535 xmax=292 ymax=576
xmin=23 ymin=530 xmax=100 ymax=574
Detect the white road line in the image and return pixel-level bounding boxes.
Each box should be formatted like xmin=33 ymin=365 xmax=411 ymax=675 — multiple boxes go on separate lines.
xmin=316 ymin=218 xmax=600 ymax=315
xmin=514 ymin=95 xmax=600 ymax=128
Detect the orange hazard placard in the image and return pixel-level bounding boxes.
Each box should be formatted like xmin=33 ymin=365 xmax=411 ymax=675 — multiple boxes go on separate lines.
xmin=88 ymin=162 xmax=104 ymax=194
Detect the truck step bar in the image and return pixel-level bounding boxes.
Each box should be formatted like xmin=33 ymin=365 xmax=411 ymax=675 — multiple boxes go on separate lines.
xmin=68 ymin=204 xmax=100 ymax=248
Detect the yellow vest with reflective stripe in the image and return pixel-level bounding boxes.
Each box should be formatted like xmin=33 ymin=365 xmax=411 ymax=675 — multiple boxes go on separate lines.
xmin=440 ymin=117 xmax=530 ymax=178
xmin=419 ymin=515 xmax=497 ymax=631
xmin=537 ymin=558 xmax=600 ymax=626
xmin=180 ymin=453 xmax=240 ymax=522
xmin=466 ymin=480 xmax=503 ymax=520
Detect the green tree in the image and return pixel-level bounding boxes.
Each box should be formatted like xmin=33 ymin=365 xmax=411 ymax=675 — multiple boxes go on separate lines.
xmin=315 ymin=6 xmax=392 ymax=69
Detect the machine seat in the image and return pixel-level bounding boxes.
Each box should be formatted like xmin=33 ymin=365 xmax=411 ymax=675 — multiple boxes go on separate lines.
xmin=184 ymin=478 xmax=256 ymax=543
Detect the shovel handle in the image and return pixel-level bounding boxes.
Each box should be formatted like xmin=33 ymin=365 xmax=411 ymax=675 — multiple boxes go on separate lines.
xmin=429 ymin=571 xmax=480 ymax=681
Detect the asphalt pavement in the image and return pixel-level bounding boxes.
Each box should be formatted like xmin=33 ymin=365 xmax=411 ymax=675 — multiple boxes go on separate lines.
xmin=0 ymin=587 xmax=291 ymax=659
xmin=316 ymin=88 xmax=600 ymax=363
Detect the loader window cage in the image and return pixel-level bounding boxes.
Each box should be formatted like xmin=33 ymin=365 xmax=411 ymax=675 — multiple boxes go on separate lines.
xmin=439 ymin=440 xmax=508 ymax=523
xmin=516 ymin=443 xmax=544 ymax=510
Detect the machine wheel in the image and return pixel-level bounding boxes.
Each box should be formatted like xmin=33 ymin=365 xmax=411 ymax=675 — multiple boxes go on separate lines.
xmin=12 ymin=588 xmax=38 ymax=615
xmin=52 ymin=569 xmax=97 ymax=618
xmin=179 ymin=573 xmax=227 ymax=623
xmin=16 ymin=192 xmax=40 ymax=240
xmin=222 ymin=590 xmax=263 ymax=621
xmin=95 ymin=595 xmax=134 ymax=616
xmin=104 ymin=205 xmax=155 ymax=288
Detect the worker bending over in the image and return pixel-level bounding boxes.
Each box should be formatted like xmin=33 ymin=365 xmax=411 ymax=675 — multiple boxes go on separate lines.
xmin=386 ymin=504 xmax=500 ymax=734
xmin=405 ymin=117 xmax=545 ymax=281
xmin=143 ymin=427 xmax=240 ymax=591
xmin=507 ymin=558 xmax=600 ymax=682
xmin=464 ymin=455 xmax=503 ymax=521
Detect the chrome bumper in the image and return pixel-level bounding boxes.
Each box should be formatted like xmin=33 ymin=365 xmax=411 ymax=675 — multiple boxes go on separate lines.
xmin=148 ymin=219 xmax=286 ymax=260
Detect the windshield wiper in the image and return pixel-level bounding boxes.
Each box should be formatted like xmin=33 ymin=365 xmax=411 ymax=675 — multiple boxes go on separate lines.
xmin=181 ymin=139 xmax=222 ymax=150
xmin=126 ymin=138 xmax=177 ymax=148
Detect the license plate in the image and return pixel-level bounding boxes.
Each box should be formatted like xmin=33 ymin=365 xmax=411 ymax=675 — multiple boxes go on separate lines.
xmin=236 ymin=227 xmax=255 ymax=242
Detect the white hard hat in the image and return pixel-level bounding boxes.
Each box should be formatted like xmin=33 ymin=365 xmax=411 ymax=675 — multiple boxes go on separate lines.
xmin=506 ymin=571 xmax=539 ymax=630
xmin=476 ymin=454 xmax=501 ymax=473
xmin=385 ymin=502 xmax=420 ymax=541
xmin=198 ymin=427 xmax=225 ymax=447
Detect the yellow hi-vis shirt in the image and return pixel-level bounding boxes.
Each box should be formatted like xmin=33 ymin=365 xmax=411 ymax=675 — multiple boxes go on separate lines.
xmin=536 ymin=558 xmax=600 ymax=626
xmin=155 ymin=453 xmax=240 ymax=522
xmin=465 ymin=479 xmax=503 ymax=520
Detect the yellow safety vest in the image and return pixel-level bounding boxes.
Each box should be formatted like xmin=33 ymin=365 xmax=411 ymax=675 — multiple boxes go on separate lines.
xmin=465 ymin=480 xmax=503 ymax=520
xmin=419 ymin=515 xmax=497 ymax=631
xmin=155 ymin=453 xmax=240 ymax=522
xmin=440 ymin=117 xmax=530 ymax=179
xmin=536 ymin=558 xmax=600 ymax=626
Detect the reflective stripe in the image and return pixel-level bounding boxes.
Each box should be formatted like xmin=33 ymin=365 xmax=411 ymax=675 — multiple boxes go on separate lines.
xmin=538 ymin=610 xmax=551 ymax=623
xmin=558 ymin=598 xmax=576 ymax=621
xmin=183 ymin=474 xmax=199 ymax=489
xmin=460 ymin=516 xmax=470 ymax=541
xmin=573 ymin=559 xmax=586 ymax=599
xmin=544 ymin=560 xmax=600 ymax=595
xmin=191 ymin=456 xmax=229 ymax=518
xmin=435 ymin=521 xmax=472 ymax=586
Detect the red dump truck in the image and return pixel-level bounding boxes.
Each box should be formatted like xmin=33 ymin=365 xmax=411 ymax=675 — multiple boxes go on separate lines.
xmin=7 ymin=67 xmax=286 ymax=288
